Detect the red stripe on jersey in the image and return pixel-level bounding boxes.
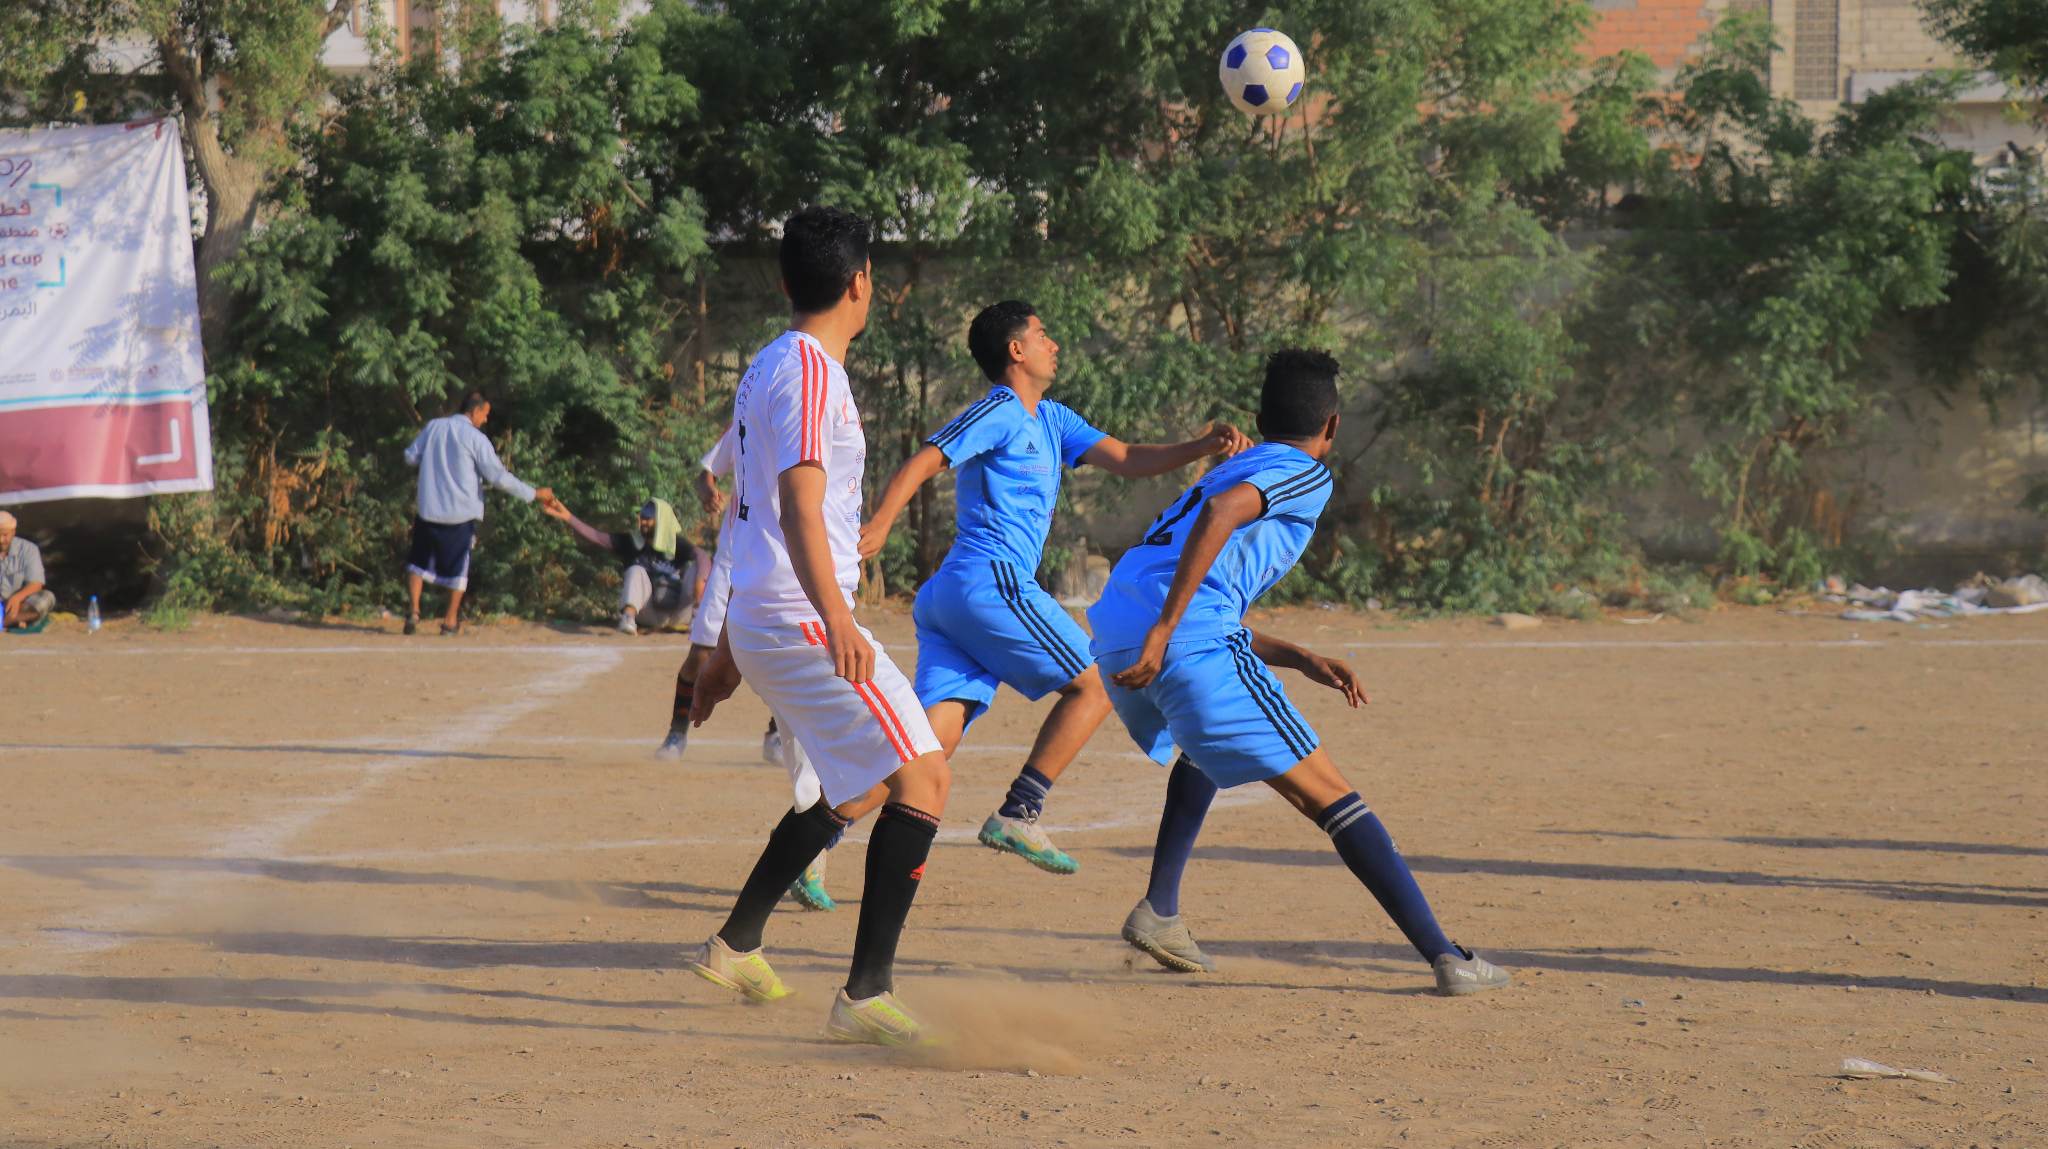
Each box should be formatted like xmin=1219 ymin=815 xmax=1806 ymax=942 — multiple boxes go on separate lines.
xmin=802 ymin=621 xmax=826 ymax=645
xmin=806 ymin=339 xmax=823 ymax=460
xmin=801 ymin=342 xmax=826 ymax=463
xmin=854 ymin=680 xmax=916 ymax=763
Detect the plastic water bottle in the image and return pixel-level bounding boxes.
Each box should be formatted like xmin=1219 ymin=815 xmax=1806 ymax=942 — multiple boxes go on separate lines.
xmin=87 ymin=595 xmax=101 ymax=633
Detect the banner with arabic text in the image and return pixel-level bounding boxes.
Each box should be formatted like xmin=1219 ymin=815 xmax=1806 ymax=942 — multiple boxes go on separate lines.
xmin=0 ymin=121 xmax=212 ymax=505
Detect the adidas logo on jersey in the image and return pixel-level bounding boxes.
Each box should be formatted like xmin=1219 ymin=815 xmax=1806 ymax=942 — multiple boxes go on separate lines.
xmin=1025 ymin=441 xmax=1038 ymax=455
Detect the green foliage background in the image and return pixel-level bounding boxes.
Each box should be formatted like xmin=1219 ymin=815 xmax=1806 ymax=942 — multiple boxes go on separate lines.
xmin=4 ymin=0 xmax=2044 ymax=619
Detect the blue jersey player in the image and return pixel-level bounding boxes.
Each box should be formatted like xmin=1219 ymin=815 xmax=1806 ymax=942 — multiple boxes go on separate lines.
xmin=860 ymin=301 xmax=1250 ymax=874
xmin=1089 ymin=349 xmax=1512 ymax=997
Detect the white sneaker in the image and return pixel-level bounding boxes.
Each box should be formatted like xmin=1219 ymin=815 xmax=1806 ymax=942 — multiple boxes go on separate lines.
xmin=761 ymin=725 xmax=783 ymax=765
xmin=618 ymin=614 xmax=639 ymax=636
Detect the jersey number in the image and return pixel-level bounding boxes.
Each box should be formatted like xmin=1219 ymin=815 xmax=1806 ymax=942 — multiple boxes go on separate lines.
xmin=1140 ymin=486 xmax=1204 ymax=546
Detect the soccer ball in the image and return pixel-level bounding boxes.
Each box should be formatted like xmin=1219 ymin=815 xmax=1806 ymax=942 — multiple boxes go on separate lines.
xmin=1218 ymin=28 xmax=1305 ymax=116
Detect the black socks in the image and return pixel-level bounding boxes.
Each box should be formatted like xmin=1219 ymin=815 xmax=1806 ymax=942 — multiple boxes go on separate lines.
xmin=717 ymin=801 xmax=851 ymax=952
xmin=670 ymin=667 xmax=695 ymax=732
xmin=845 ymin=803 xmax=939 ymax=1000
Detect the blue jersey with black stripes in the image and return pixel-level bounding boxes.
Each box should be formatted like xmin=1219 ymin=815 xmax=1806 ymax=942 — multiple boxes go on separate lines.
xmin=1089 ymin=441 xmax=1333 ymax=654
xmin=926 ymin=386 xmax=1108 ymax=573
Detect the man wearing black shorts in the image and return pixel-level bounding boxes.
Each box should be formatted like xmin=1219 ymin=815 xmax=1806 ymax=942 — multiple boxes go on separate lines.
xmin=401 ymin=389 xmax=551 ymax=635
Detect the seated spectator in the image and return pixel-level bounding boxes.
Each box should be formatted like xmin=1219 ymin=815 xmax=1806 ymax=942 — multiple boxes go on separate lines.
xmin=0 ymin=511 xmax=54 ymax=630
xmin=543 ymin=496 xmax=702 ymax=634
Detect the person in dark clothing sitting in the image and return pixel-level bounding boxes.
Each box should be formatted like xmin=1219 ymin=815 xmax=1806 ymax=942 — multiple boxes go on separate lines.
xmin=543 ymin=496 xmax=703 ymax=634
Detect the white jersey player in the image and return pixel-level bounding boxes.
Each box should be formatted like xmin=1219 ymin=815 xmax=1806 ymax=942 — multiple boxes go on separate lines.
xmin=686 ymin=207 xmax=950 ymax=1048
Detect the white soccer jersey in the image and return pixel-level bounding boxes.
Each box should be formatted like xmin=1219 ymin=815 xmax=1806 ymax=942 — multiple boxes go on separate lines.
xmin=702 ymin=422 xmax=736 ymax=480
xmin=726 ymin=331 xmax=866 ymax=635
xmin=702 ymin=420 xmax=738 ymax=561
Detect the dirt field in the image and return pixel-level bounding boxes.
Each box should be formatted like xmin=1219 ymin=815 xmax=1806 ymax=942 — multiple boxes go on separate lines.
xmin=1 ymin=605 xmax=2042 ymax=1148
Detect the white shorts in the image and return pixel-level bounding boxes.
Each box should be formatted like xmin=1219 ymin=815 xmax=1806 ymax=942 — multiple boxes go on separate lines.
xmin=766 ymin=705 xmax=824 ymax=811
xmin=729 ymin=620 xmax=940 ymax=807
xmin=689 ymin=545 xmax=733 ymax=648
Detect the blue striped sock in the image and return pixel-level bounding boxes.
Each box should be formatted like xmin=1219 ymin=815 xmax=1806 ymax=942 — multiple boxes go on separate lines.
xmin=999 ymin=766 xmax=1053 ymax=819
xmin=1318 ymin=793 xmax=1455 ymax=962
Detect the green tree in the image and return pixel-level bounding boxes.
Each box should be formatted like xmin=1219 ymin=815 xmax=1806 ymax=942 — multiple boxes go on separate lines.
xmin=1578 ymin=14 xmax=1975 ymax=578
xmin=0 ymin=0 xmax=364 ymax=348
xmin=1923 ymin=0 xmax=2048 ymax=109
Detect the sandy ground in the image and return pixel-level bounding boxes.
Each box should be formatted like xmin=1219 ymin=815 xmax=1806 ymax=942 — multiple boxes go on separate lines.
xmin=0 ymin=604 xmax=2042 ymax=1148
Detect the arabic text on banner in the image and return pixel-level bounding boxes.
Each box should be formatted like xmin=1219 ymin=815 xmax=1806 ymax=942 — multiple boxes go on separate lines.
xmin=0 ymin=120 xmax=213 ymax=506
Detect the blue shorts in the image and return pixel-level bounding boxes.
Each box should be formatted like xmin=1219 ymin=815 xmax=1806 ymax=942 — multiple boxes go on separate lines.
xmin=911 ymin=560 xmax=1093 ymax=726
xmin=1094 ymin=629 xmax=1321 ymax=789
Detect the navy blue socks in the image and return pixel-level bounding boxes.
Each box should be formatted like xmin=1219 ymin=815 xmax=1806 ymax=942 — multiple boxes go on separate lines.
xmin=1318 ymin=792 xmax=1455 ymax=962
xmin=998 ymin=765 xmax=1054 ymax=819
xmin=1144 ymin=755 xmax=1218 ymax=918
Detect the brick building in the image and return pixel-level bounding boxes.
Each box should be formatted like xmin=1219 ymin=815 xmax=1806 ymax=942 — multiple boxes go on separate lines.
xmin=1585 ymin=0 xmax=2043 ymax=159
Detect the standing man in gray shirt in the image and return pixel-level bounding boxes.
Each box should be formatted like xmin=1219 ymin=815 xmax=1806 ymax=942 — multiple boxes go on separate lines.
xmin=0 ymin=511 xmax=55 ymax=630
xmin=402 ymin=389 xmax=552 ymax=635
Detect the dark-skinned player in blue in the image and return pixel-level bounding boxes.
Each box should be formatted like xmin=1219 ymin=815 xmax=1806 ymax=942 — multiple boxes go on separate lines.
xmin=1090 ymin=349 xmax=1512 ymax=996
xmin=859 ymin=301 xmax=1250 ymax=876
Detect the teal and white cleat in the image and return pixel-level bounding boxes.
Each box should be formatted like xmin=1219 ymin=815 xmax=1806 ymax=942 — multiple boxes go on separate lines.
xmin=977 ymin=811 xmax=1079 ymax=875
xmin=825 ymin=989 xmax=931 ymax=1047
xmin=788 ymin=851 xmax=835 ymax=912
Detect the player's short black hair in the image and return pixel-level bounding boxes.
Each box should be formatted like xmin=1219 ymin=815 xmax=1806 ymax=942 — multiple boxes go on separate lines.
xmin=1258 ymin=349 xmax=1341 ymax=440
xmin=459 ymin=388 xmax=490 ymax=414
xmin=967 ymin=300 xmax=1038 ymax=382
xmin=781 ymin=206 xmax=872 ymax=314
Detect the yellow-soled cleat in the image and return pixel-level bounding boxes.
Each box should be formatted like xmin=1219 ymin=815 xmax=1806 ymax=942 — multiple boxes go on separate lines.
xmin=688 ymin=935 xmax=793 ymax=1003
xmin=825 ymin=989 xmax=931 ymax=1047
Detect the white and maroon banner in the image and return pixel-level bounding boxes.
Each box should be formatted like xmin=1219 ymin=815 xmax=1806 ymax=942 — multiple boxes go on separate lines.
xmin=0 ymin=121 xmax=212 ymax=506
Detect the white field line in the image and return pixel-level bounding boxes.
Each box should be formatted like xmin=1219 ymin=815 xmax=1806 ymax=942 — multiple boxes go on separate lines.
xmin=243 ymin=784 xmax=1275 ymax=863
xmin=8 ymin=635 xmax=2048 ymax=660
xmin=0 ymin=735 xmax=1156 ymax=763
xmin=25 ymin=647 xmax=623 ymax=956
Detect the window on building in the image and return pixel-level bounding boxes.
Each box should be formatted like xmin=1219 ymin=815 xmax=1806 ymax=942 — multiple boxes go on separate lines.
xmin=1794 ymin=0 xmax=1840 ymax=101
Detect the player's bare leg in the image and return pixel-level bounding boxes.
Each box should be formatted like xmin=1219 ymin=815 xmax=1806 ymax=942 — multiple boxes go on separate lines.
xmin=978 ymin=666 xmax=1111 ymax=875
xmin=1264 ymin=748 xmax=1510 ymax=996
xmin=404 ymin=573 xmax=423 ymax=635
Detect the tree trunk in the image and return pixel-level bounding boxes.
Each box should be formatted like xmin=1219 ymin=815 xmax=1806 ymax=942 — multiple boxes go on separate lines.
xmin=187 ymin=115 xmax=265 ymax=363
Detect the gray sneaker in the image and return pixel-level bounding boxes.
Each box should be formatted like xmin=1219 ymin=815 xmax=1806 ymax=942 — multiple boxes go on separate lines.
xmin=1121 ymin=898 xmax=1216 ymax=973
xmin=1432 ymin=947 xmax=1511 ymax=996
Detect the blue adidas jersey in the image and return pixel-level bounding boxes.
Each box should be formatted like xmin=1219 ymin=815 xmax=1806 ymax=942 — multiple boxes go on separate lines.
xmin=1088 ymin=441 xmax=1333 ymax=653
xmin=928 ymin=386 xmax=1108 ymax=573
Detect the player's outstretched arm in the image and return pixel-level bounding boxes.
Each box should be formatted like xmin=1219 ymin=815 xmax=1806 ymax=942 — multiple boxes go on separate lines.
xmin=1111 ymin=481 xmax=1263 ymax=688
xmin=1081 ymin=422 xmax=1253 ymax=478
xmin=781 ymin=463 xmax=876 ymax=683
xmin=857 ymin=444 xmax=947 ymax=559
xmin=1249 ymin=630 xmax=1369 ymax=708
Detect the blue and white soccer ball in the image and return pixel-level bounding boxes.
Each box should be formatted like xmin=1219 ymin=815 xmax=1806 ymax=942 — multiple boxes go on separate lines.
xmin=1218 ymin=28 xmax=1306 ymax=117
